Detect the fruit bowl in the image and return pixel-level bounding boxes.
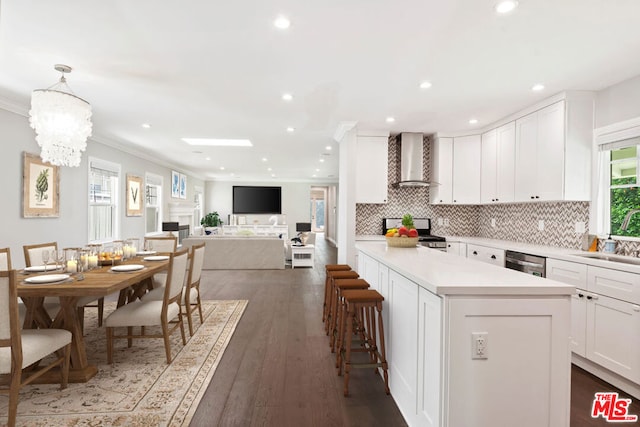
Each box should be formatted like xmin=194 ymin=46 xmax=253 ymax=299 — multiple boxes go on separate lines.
xmin=385 ymin=236 xmax=419 ymax=248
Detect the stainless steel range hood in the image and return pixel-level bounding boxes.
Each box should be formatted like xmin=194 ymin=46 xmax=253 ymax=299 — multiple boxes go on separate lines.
xmin=396 ymin=132 xmax=429 ymax=187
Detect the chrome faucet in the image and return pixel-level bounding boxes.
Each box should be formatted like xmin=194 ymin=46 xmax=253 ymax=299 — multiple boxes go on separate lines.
xmin=620 ymin=209 xmax=640 ymax=231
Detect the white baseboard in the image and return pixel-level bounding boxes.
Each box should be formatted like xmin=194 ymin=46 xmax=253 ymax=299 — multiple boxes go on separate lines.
xmin=572 ymin=354 xmax=640 ymax=399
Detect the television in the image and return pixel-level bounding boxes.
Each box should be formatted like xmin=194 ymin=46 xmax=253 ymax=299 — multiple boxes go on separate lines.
xmin=233 ymin=186 xmax=282 ymax=214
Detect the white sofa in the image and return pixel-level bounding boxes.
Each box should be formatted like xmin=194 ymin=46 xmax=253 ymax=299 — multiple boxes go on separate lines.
xmin=182 ymin=236 xmax=285 ymax=270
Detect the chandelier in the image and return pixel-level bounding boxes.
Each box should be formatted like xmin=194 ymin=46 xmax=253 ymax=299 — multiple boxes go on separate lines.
xmin=29 ymin=64 xmax=92 ymax=167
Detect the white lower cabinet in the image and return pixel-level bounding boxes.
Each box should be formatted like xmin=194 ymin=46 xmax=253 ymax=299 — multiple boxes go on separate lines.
xmin=446 ymin=241 xmax=466 ymax=256
xmin=466 ymin=243 xmax=505 ymax=267
xmin=417 ymin=287 xmax=441 ymax=427
xmin=586 ymin=292 xmax=640 ymax=384
xmin=548 ymin=258 xmax=640 ymax=386
xmin=388 ymin=270 xmax=419 ymax=423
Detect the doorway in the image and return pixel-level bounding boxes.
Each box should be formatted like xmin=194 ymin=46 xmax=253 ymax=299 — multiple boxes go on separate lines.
xmin=310 ymin=187 xmax=327 ymax=233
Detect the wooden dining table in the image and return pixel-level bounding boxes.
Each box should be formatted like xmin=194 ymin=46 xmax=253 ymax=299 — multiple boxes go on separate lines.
xmin=17 ymin=256 xmax=169 ymax=383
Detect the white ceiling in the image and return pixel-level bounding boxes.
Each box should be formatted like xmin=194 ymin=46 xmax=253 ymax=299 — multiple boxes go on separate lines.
xmin=2 ymin=0 xmax=640 ymax=182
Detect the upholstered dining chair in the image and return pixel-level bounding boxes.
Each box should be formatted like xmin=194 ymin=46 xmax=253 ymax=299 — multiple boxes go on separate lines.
xmin=23 ymin=242 xmax=105 ymax=327
xmin=0 ymin=270 xmax=72 ymax=427
xmin=144 ymin=236 xmax=178 ymax=290
xmin=144 ymin=236 xmax=177 ymax=253
xmin=105 ymin=248 xmax=189 ymax=364
xmin=0 ymin=248 xmax=24 ymax=326
xmin=143 ymin=242 xmax=206 ymax=336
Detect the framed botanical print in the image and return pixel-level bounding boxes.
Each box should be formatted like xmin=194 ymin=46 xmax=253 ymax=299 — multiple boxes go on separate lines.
xmin=179 ymin=173 xmax=187 ymax=199
xmin=126 ymin=174 xmax=143 ymax=216
xmin=23 ymin=152 xmax=60 ymax=218
xmin=171 ymin=170 xmax=180 ymax=198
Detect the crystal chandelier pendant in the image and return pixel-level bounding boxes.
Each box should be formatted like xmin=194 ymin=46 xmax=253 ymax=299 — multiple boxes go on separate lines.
xmin=29 ymin=64 xmax=92 ymax=167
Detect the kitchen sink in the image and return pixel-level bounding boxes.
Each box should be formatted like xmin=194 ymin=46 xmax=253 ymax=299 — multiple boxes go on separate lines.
xmin=573 ymin=252 xmax=640 ymax=265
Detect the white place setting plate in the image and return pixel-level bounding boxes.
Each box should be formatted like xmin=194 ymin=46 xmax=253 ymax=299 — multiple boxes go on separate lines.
xmin=24 ymin=265 xmax=60 ymax=273
xmin=24 ymin=274 xmax=71 ymax=285
xmin=136 ymin=250 xmax=157 ymax=256
xmin=143 ymin=255 xmax=170 ymax=261
xmin=111 ymin=264 xmax=145 ymax=272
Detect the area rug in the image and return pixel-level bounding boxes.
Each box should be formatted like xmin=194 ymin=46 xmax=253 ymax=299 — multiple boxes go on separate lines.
xmin=0 ymin=299 xmax=248 ymax=426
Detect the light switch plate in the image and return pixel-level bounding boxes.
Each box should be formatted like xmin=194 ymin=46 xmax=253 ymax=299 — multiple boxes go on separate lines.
xmin=538 ymin=220 xmax=544 ymax=231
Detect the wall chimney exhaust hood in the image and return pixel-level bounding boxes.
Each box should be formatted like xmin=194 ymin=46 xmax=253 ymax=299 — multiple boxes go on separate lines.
xmin=396 ymin=132 xmax=429 ymax=187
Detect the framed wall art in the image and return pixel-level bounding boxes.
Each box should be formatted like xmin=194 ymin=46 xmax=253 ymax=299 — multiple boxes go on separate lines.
xmin=23 ymin=152 xmax=60 ymax=218
xmin=179 ymin=173 xmax=187 ymax=199
xmin=126 ymin=174 xmax=143 ymax=216
xmin=171 ymin=170 xmax=180 ymax=198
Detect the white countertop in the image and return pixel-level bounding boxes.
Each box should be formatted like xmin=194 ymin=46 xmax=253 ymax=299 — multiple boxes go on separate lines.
xmin=444 ymin=235 xmax=640 ymax=274
xmin=356 ymin=242 xmax=574 ymax=296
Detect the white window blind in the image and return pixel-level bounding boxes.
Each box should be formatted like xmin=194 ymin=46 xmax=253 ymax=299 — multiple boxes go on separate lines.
xmin=89 ymin=158 xmax=120 ymax=242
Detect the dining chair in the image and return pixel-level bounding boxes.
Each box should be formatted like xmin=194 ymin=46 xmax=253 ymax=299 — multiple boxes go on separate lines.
xmin=0 ymin=247 xmax=11 ymax=270
xmin=143 ymin=243 xmax=206 ymax=336
xmin=23 ymin=242 xmax=105 ymax=327
xmin=144 ymin=236 xmax=177 ymax=253
xmin=0 ymin=270 xmax=72 ymax=427
xmin=105 ymin=248 xmax=189 ymax=364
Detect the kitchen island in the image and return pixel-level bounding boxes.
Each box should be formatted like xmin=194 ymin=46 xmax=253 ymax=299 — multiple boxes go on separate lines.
xmin=356 ymin=242 xmax=574 ymax=427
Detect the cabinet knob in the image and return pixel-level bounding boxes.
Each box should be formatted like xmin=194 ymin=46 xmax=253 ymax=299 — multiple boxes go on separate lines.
xmin=491 ymin=255 xmax=496 ymax=259
xmin=453 ymin=200 xmax=457 ymax=203
xmin=439 ymin=200 xmax=443 ymax=203
xmin=535 ymin=196 xmax=540 ymax=199
xmin=495 ymin=198 xmax=499 ymax=202
xmin=530 ymin=196 xmax=535 ymax=199
xmin=577 ymin=293 xmax=584 ymax=298
xmin=472 ymin=251 xmax=478 ymax=255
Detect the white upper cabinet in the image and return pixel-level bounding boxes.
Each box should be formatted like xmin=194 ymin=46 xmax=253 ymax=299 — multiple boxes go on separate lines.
xmin=481 ymin=122 xmax=515 ymax=203
xmin=514 ymin=93 xmax=593 ymax=202
xmin=430 ymin=136 xmax=453 ymax=204
xmin=356 ymin=135 xmax=388 ymax=203
xmin=452 ymin=134 xmax=481 ymax=204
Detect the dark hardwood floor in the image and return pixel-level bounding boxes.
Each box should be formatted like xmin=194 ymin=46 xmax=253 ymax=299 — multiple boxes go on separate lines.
xmin=191 ymin=235 xmax=640 ymax=427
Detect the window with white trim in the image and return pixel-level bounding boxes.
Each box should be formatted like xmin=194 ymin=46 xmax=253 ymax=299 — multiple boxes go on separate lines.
xmin=145 ymin=173 xmax=163 ymax=234
xmin=88 ymin=158 xmax=120 ymax=242
xmin=595 ymin=134 xmax=640 ymax=237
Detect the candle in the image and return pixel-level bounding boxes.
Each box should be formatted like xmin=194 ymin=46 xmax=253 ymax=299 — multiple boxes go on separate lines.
xmin=66 ymin=259 xmax=77 ymax=273
xmin=88 ymin=255 xmax=98 ymax=269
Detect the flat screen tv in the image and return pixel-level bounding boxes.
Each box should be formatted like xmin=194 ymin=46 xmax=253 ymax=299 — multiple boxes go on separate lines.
xmin=233 ymin=186 xmax=282 ymax=214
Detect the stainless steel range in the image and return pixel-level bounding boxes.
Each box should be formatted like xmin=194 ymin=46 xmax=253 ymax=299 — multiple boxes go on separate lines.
xmin=382 ymin=218 xmax=447 ymax=251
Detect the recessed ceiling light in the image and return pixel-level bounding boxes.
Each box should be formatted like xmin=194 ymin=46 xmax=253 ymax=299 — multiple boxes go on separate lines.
xmin=274 ymin=15 xmax=290 ymax=29
xmin=205 ymin=157 xmax=211 ymax=161
xmin=315 ymin=168 xmax=320 ymax=172
xmin=325 ymin=146 xmax=332 ymax=150
xmin=219 ymin=166 xmax=225 ymax=170
xmin=271 ymin=173 xmax=276 ymax=177
xmin=262 ymin=157 xmax=268 ymax=162
xmin=312 ymin=174 xmax=317 ymax=178
xmin=286 ymin=127 xmax=295 ymax=132
xmin=267 ymin=167 xmax=272 ymax=171
xmin=142 ymin=123 xmax=151 ymax=129
xmin=386 ymin=117 xmax=395 ymax=123
xmin=469 ymin=118 xmax=479 ymax=124
xmin=182 ymin=138 xmax=253 ymax=147
xmin=531 ymin=83 xmax=545 ymax=91
xmin=419 ymin=81 xmax=432 ymax=89
xmin=282 ymin=93 xmax=293 ymax=101
xmin=319 ymin=158 xmax=325 ymax=163
xmin=495 ymin=1 xmax=518 ymax=14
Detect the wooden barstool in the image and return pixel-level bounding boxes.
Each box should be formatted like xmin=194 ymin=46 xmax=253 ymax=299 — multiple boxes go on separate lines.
xmin=330 ymin=278 xmax=370 ymax=355
xmin=323 ymin=265 xmax=352 ymax=324
xmin=324 ymin=270 xmax=359 ymax=336
xmin=338 ymin=289 xmax=389 ymax=397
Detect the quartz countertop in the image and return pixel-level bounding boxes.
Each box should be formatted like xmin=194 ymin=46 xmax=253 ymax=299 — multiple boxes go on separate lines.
xmin=356 ymin=242 xmax=574 ymax=297
xmin=444 ymin=236 xmax=640 ymax=274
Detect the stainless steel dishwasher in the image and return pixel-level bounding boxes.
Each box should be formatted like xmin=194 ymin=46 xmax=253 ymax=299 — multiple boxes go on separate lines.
xmin=505 ymin=250 xmax=546 ymax=277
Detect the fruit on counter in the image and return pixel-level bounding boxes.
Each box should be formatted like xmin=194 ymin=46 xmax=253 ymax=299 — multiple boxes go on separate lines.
xmin=398 ymin=226 xmax=409 ymax=236
xmin=402 ymin=214 xmax=415 ymax=230
xmin=408 ymin=229 xmax=418 ymax=237
xmin=385 ymin=228 xmax=398 ymax=237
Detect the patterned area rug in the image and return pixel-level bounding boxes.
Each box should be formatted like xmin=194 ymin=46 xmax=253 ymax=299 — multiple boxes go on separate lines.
xmin=0 ymin=300 xmax=248 ymax=426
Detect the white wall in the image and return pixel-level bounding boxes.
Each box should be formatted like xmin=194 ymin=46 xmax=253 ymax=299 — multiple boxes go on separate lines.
xmin=596 ymin=74 xmax=640 ymax=128
xmin=204 ymin=180 xmax=337 ymax=240
xmin=0 ymin=106 xmax=203 ymax=268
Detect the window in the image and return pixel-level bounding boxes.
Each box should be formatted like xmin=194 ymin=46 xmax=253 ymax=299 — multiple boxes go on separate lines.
xmin=610 ymin=146 xmax=640 ymax=236
xmin=89 ymin=158 xmax=120 ymax=242
xmin=145 ymin=173 xmax=163 ymax=234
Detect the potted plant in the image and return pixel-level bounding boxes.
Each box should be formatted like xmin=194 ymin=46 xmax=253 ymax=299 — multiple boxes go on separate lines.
xmin=201 ymin=212 xmax=223 ymax=234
